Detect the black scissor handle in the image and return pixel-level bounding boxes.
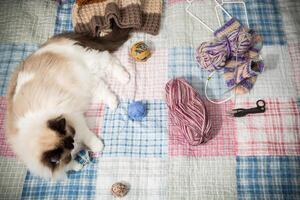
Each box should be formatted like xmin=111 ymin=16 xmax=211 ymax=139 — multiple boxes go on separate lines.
xmin=256 ymin=100 xmax=265 ymax=108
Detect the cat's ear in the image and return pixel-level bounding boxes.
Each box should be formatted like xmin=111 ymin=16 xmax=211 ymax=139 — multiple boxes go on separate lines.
xmin=47 ymin=116 xmax=66 ymax=135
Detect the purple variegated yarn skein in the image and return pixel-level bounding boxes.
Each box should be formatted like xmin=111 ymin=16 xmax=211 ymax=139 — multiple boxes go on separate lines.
xmin=196 ymin=26 xmax=253 ymax=71
xmin=196 ymin=39 xmax=230 ymax=71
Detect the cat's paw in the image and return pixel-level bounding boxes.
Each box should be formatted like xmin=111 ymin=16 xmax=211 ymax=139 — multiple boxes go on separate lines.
xmin=107 ymin=94 xmax=119 ymax=110
xmin=88 ymin=137 xmax=104 ymax=152
xmin=119 ymin=71 xmax=130 ymax=85
xmin=71 ymin=162 xmax=84 ymax=171
xmin=112 ymin=64 xmax=130 ymax=85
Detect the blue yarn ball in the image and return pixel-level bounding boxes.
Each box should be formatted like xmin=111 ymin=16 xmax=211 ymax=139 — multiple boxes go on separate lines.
xmin=128 ymin=101 xmax=147 ymax=121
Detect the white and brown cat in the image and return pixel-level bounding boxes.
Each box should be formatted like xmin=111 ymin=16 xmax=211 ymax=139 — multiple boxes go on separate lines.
xmin=6 ymin=25 xmax=131 ymax=179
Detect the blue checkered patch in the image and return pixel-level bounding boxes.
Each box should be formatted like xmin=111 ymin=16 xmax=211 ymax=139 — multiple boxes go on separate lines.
xmin=168 ymin=47 xmax=231 ymax=100
xmin=101 ymin=100 xmax=167 ymax=157
xmin=54 ymin=0 xmax=74 ymax=34
xmin=0 ymin=43 xmax=38 ymax=96
xmin=222 ymin=0 xmax=286 ymax=45
xmin=237 ymin=156 xmax=300 ymax=200
xmin=21 ymin=163 xmax=97 ymax=200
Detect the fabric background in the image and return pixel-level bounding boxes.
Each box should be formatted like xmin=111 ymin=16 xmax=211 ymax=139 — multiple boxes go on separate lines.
xmin=0 ymin=0 xmax=57 ymax=44
xmin=0 ymin=0 xmax=299 ymax=199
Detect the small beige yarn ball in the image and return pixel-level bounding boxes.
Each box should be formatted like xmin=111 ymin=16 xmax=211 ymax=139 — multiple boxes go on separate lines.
xmin=111 ymin=182 xmax=129 ymax=198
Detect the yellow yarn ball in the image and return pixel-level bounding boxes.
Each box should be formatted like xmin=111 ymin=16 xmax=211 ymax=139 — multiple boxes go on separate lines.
xmin=130 ymin=41 xmax=151 ymax=62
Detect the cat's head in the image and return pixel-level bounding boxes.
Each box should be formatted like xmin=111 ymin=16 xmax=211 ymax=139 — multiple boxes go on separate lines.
xmin=9 ymin=114 xmax=76 ymax=179
xmin=41 ymin=116 xmax=75 ymax=173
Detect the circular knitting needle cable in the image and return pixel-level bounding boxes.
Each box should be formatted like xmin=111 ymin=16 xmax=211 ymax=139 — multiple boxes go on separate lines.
xmin=205 ymin=70 xmax=234 ymax=104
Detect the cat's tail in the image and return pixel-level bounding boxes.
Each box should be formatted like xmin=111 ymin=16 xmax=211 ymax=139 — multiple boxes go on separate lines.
xmin=52 ymin=21 xmax=132 ymax=52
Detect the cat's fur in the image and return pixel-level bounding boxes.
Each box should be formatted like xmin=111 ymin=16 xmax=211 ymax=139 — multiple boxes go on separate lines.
xmin=5 ymin=26 xmax=131 ymax=179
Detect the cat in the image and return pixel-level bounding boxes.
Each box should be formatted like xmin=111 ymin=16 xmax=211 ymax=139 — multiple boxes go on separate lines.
xmin=5 ymin=25 xmax=131 ymax=179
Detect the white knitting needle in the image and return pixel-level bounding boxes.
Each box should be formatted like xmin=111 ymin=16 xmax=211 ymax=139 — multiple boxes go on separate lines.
xmin=214 ymin=0 xmax=250 ymax=28
xmin=185 ymin=0 xmax=214 ymax=33
xmin=205 ymin=71 xmax=234 ymax=104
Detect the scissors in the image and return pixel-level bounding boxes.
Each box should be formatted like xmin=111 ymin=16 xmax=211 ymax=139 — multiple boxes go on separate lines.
xmin=228 ymin=100 xmax=266 ymax=117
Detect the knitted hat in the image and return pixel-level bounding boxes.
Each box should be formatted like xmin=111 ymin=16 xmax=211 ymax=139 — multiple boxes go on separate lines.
xmin=72 ymin=0 xmax=162 ymax=37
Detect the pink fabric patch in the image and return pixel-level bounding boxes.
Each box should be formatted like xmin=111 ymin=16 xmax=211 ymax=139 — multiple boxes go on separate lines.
xmin=288 ymin=43 xmax=300 ymax=95
xmin=169 ymin=100 xmax=237 ymax=156
xmin=84 ymin=103 xmax=105 ymax=158
xmin=237 ymin=98 xmax=300 ymax=156
xmin=84 ymin=103 xmax=105 ymax=136
xmin=0 ymin=97 xmax=15 ymax=157
xmin=107 ymin=48 xmax=168 ymax=100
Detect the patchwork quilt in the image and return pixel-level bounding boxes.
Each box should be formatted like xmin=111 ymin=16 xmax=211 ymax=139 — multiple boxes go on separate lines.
xmin=0 ymin=0 xmax=299 ymax=199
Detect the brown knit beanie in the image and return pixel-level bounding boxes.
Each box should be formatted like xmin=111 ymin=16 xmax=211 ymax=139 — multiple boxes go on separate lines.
xmin=72 ymin=0 xmax=162 ymax=37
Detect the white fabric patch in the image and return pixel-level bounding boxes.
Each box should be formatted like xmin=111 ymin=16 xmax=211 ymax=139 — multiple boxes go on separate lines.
xmin=0 ymin=157 xmax=27 ymax=200
xmin=96 ymin=157 xmax=167 ymax=200
xmin=279 ymin=0 xmax=300 ymax=44
xmin=167 ymin=157 xmax=237 ymax=200
xmin=240 ymin=45 xmax=297 ymax=99
xmin=165 ymin=0 xmax=224 ymax=48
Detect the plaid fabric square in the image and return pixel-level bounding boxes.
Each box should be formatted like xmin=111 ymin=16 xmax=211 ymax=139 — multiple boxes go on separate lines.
xmin=100 ymin=100 xmax=167 ymax=157
xmin=220 ymin=1 xmax=250 ymax=27
xmin=279 ymin=0 xmax=300 ymax=44
xmin=288 ymin=43 xmax=300 ymax=95
xmin=223 ymin=0 xmax=286 ymax=45
xmin=165 ymin=0 xmax=224 ymax=48
xmin=0 ymin=97 xmax=14 ymax=157
xmin=0 ymin=0 xmax=57 ymax=44
xmin=240 ymin=46 xmax=297 ymax=98
xmin=236 ymin=98 xmax=300 ymax=156
xmin=169 ymin=47 xmax=232 ymax=100
xmin=168 ymin=157 xmax=237 ymax=199
xmin=0 ymin=44 xmax=38 ymax=96
xmin=22 ymin=163 xmax=98 ymax=200
xmin=54 ymin=0 xmax=74 ymax=34
xmin=0 ymin=157 xmax=27 ymax=200
xmin=169 ymin=99 xmax=237 ymax=156
xmin=96 ymin=157 xmax=167 ymax=200
xmin=84 ymin=103 xmax=105 ymax=136
xmin=237 ymin=156 xmax=300 ymax=199
xmin=105 ymin=48 xmax=168 ymax=100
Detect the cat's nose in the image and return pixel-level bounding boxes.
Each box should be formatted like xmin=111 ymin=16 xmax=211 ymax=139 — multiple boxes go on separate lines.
xmin=64 ymin=136 xmax=74 ymax=150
